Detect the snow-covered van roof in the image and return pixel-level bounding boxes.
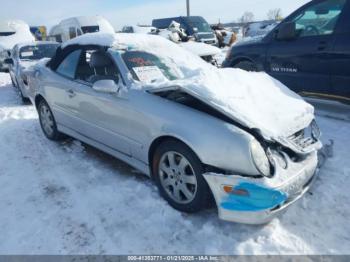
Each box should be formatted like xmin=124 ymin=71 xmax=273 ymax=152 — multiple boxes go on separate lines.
xmin=60 ymin=32 xmax=314 ymax=140
xmin=0 ymin=20 xmax=35 ymax=50
xmin=58 ymin=16 xmax=115 ymax=34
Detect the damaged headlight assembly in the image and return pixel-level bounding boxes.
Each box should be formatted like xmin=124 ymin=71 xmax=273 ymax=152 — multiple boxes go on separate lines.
xmin=250 ymin=140 xmax=272 ymax=177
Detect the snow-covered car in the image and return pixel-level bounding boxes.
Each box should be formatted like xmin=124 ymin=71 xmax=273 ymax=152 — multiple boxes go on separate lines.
xmin=0 ymin=20 xmax=35 ymax=72
xmin=156 ymin=26 xmax=221 ymax=65
xmin=27 ymin=33 xmax=322 ymax=224
xmin=122 ymin=25 xmax=158 ymax=34
xmin=6 ymin=41 xmax=59 ymax=102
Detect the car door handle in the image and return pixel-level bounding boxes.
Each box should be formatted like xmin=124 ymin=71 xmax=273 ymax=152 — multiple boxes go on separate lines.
xmin=66 ymin=89 xmax=76 ymax=98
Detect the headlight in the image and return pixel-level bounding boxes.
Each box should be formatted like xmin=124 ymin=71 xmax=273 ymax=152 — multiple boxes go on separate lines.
xmin=250 ymin=140 xmax=271 ymax=177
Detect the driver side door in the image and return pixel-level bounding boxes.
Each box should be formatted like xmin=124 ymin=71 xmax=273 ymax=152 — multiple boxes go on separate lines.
xmin=67 ymin=49 xmax=133 ymax=156
xmin=266 ymin=0 xmax=346 ymax=96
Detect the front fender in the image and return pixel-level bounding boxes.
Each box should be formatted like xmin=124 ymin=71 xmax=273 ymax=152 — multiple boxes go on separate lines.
xmin=158 ymin=119 xmax=260 ymax=176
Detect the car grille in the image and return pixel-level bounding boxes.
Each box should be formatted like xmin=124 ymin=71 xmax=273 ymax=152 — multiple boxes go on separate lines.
xmin=288 ymin=121 xmax=320 ymax=149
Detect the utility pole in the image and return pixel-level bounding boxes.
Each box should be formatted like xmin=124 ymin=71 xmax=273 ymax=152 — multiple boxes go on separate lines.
xmin=186 ymin=0 xmax=190 ymax=17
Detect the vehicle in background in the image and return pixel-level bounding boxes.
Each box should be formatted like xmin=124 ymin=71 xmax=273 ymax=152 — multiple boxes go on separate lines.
xmin=155 ymin=22 xmax=221 ymax=65
xmin=0 ymin=20 xmax=35 ymax=72
xmin=223 ymin=0 xmax=350 ymax=104
xmin=30 ymin=26 xmax=48 ymax=41
xmin=48 ymin=16 xmax=115 ymax=43
xmin=5 ymin=41 xmax=59 ymax=102
xmin=152 ymin=16 xmax=217 ymax=45
xmin=122 ymin=25 xmax=157 ymax=34
xmin=179 ymin=41 xmax=221 ymax=65
xmin=27 ymin=33 xmax=321 ymax=224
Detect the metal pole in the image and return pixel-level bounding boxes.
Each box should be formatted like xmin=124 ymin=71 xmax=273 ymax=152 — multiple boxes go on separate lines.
xmin=186 ymin=0 xmax=190 ymax=17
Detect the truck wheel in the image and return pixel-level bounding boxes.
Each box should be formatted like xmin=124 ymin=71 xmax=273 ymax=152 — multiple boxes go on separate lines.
xmin=234 ymin=61 xmax=258 ymax=72
xmin=38 ymin=100 xmax=64 ymax=141
xmin=152 ymin=140 xmax=211 ymax=213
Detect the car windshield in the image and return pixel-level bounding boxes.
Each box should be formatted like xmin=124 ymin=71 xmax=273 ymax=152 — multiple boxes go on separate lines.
xmin=120 ymin=50 xmax=184 ymax=83
xmin=0 ymin=32 xmax=15 ymax=37
xmin=185 ymin=19 xmax=212 ymax=33
xmin=81 ymin=26 xmax=100 ymax=34
xmin=19 ymin=44 xmax=59 ymax=60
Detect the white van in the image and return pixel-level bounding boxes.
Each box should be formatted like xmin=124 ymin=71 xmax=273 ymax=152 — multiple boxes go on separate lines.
xmin=48 ymin=16 xmax=115 ymax=43
xmin=0 ymin=20 xmax=35 ymax=72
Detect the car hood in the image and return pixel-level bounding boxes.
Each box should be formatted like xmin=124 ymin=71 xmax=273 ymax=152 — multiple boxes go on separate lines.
xmin=233 ymin=35 xmax=264 ymax=47
xmin=148 ymin=68 xmax=315 ymax=144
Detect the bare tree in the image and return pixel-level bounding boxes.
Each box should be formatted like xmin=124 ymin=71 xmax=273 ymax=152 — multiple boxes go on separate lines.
xmin=239 ymin=11 xmax=255 ymax=24
xmin=267 ymin=8 xmax=283 ymax=21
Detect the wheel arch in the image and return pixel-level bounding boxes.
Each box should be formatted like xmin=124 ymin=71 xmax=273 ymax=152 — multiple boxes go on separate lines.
xmin=34 ymin=94 xmax=46 ymax=110
xmin=231 ymin=57 xmax=255 ymax=67
xmin=148 ymin=135 xmax=203 ymax=177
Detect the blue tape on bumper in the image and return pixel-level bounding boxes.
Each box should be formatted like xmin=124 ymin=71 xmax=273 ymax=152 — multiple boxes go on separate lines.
xmin=221 ymin=182 xmax=288 ymax=212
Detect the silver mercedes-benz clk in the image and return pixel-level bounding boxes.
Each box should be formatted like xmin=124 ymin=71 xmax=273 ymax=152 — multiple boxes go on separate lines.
xmin=26 ymin=33 xmax=322 ymax=224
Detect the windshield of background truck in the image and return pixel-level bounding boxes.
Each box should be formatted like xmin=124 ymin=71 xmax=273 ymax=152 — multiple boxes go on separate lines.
xmin=185 ymin=17 xmax=212 ymax=33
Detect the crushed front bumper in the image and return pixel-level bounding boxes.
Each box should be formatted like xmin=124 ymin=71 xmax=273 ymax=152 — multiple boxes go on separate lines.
xmin=204 ymin=151 xmax=319 ymax=225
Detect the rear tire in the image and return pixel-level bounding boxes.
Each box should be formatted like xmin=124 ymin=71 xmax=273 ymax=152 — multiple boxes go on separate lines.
xmin=152 ymin=140 xmax=211 ymax=213
xmin=234 ymin=60 xmax=258 ymax=72
xmin=38 ymin=99 xmax=64 ymax=141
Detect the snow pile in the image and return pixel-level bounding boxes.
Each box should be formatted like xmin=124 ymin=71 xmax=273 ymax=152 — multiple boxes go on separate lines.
xmin=0 ymin=20 xmax=35 ymax=50
xmin=63 ymin=33 xmax=314 ymax=138
xmin=179 ymin=41 xmax=221 ymax=57
xmin=0 ymin=72 xmax=349 ymax=254
xmin=133 ymin=26 xmax=157 ymax=34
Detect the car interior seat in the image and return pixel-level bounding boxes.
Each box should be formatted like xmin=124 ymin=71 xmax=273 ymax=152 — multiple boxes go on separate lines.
xmin=88 ymin=51 xmax=119 ymax=84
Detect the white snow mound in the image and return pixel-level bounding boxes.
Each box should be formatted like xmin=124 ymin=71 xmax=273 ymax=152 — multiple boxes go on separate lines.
xmin=0 ymin=20 xmax=35 ymax=50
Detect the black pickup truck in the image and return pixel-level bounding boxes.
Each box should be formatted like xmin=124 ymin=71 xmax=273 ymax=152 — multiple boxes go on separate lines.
xmin=223 ymin=0 xmax=350 ymax=104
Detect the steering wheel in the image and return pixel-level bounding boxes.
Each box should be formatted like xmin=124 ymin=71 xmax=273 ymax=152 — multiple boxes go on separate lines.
xmin=304 ymin=25 xmax=319 ymax=36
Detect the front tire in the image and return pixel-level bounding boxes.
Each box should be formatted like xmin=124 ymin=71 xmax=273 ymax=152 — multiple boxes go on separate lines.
xmin=152 ymin=140 xmax=211 ymax=213
xmin=38 ymin=100 xmax=64 ymax=141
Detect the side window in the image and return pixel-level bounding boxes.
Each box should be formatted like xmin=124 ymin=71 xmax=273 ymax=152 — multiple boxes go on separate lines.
xmin=75 ymin=50 xmax=119 ymax=84
xmin=56 ymin=50 xmax=82 ymax=79
xmin=69 ymin=27 xmax=77 ymax=39
xmin=293 ymin=0 xmax=346 ymax=37
xmin=55 ymin=35 xmax=62 ymax=43
xmin=77 ymin=28 xmax=82 ymax=36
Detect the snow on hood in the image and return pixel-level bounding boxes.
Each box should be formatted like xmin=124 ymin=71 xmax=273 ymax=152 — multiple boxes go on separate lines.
xmin=164 ymin=69 xmax=314 ymax=140
xmin=0 ymin=20 xmax=35 ymax=50
xmin=179 ymin=42 xmax=221 ymax=57
xmin=61 ymin=33 xmax=315 ymax=139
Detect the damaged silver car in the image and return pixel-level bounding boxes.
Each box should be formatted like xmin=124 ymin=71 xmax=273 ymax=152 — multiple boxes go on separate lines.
xmin=27 ymin=33 xmax=322 ymax=224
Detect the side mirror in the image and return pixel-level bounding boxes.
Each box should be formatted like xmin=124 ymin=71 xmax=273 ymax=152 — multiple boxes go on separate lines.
xmin=92 ymin=79 xmax=119 ymax=94
xmin=4 ymin=58 xmax=14 ymax=65
xmin=276 ymin=22 xmax=297 ymax=41
xmin=193 ymin=27 xmax=198 ymax=33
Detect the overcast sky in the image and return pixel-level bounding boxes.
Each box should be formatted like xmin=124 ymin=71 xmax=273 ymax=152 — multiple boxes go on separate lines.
xmin=1 ymin=0 xmax=310 ymax=30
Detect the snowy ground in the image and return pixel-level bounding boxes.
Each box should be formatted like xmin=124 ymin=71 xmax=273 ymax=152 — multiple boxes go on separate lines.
xmin=0 ymin=72 xmax=349 ymax=255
